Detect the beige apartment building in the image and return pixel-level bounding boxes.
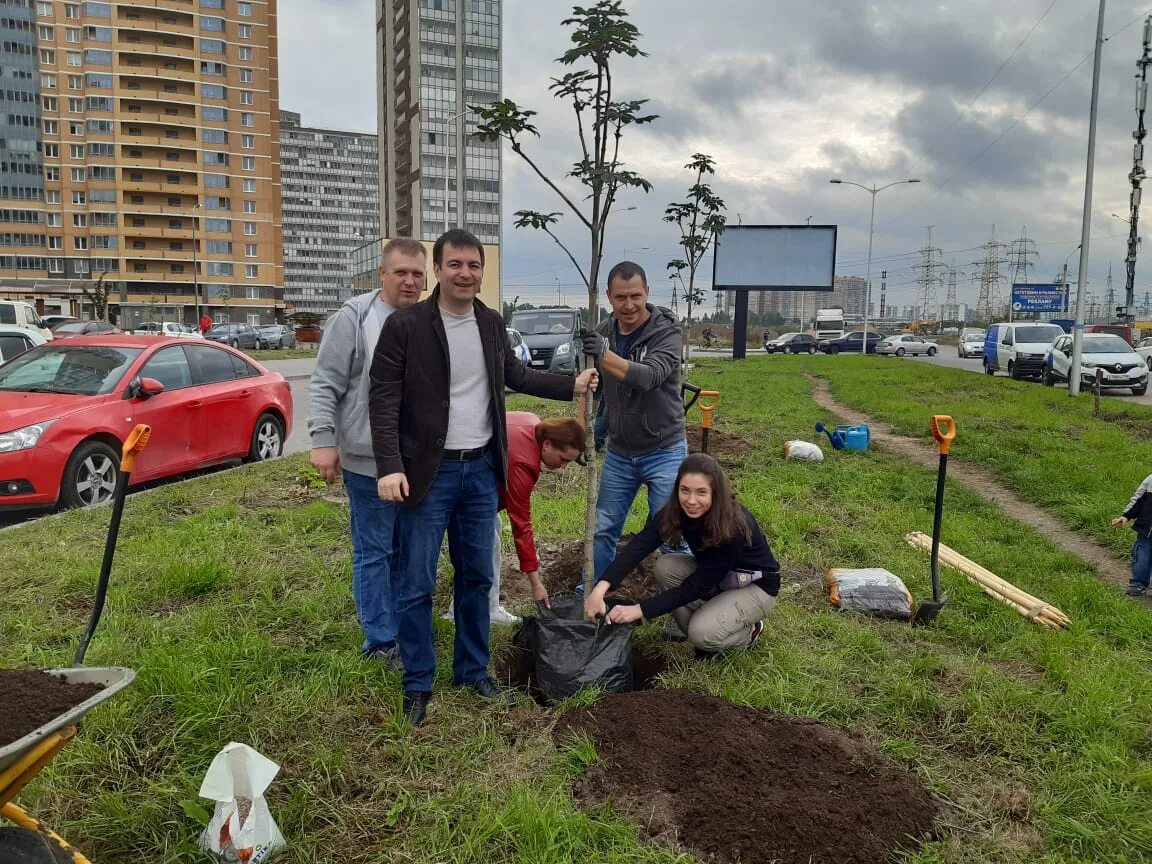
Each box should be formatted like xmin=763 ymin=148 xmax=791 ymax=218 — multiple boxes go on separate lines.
xmin=0 ymin=0 xmax=283 ymax=327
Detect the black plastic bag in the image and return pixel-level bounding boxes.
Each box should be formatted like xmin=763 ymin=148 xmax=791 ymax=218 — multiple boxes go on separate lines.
xmin=512 ymin=593 xmax=637 ymax=704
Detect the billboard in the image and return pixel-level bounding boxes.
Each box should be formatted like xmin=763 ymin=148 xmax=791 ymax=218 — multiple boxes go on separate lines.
xmin=1010 ymin=283 xmax=1064 ymax=313
xmin=712 ymin=225 xmax=837 ymax=292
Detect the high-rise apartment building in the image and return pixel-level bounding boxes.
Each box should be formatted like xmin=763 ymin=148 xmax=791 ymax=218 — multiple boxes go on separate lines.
xmin=280 ymin=109 xmax=378 ymax=316
xmin=377 ymin=0 xmax=501 ymax=245
xmin=0 ymin=0 xmax=283 ymax=327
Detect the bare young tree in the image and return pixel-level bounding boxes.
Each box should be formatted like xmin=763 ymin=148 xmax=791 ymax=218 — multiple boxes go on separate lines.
xmin=664 ymin=153 xmax=726 ymax=358
xmin=473 ymin=1 xmax=657 ymax=589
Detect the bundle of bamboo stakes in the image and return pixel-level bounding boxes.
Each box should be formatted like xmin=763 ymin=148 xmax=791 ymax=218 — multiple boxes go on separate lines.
xmin=904 ymin=531 xmax=1071 ymax=629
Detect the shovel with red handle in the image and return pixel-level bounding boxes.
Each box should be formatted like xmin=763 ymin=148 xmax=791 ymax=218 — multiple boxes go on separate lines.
xmin=912 ymin=415 xmax=955 ymax=626
xmin=73 ymin=424 xmax=151 ymax=665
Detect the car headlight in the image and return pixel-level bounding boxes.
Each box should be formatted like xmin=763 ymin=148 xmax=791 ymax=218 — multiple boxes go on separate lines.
xmin=0 ymin=420 xmax=57 ymax=454
xmin=555 ymin=342 xmax=571 ymax=356
xmin=1080 ymin=361 xmax=1097 ymax=368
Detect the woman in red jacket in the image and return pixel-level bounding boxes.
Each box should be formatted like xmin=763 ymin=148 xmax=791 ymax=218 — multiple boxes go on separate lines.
xmin=447 ymin=412 xmax=585 ymax=623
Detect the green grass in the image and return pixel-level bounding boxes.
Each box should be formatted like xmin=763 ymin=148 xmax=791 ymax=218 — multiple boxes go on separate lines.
xmin=801 ymin=354 xmax=1152 ymax=556
xmin=1 ymin=360 xmax=1150 ymax=862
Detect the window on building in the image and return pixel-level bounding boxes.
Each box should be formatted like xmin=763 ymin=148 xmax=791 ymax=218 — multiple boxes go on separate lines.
xmin=64 ymin=4 xmax=78 ymax=18
xmin=66 ymin=26 xmax=80 ymax=42
xmin=202 ymin=128 xmax=228 ymax=144
xmin=39 ymin=49 xmax=55 ymax=64
xmin=239 ymin=68 xmax=253 ymax=83
xmin=205 ymin=218 xmax=231 ymax=232
xmin=84 ymin=49 xmax=112 ymax=65
xmin=67 ymin=97 xmax=82 ymax=112
xmin=46 ymin=214 xmax=61 ymax=229
xmin=67 ymin=74 xmax=82 ymax=89
xmin=202 ymin=84 xmax=226 ymax=99
xmin=38 ymin=25 xmax=53 ymax=40
xmin=202 ymin=106 xmax=227 ymax=121
xmin=207 ymin=262 xmax=233 ymax=276
xmin=44 ymin=167 xmax=59 ymax=181
xmin=245 ymin=264 xmax=258 ymax=278
xmin=37 ymin=2 xmax=52 ymax=15
xmin=242 ymin=156 xmax=254 ymax=171
xmin=73 ymin=236 xmax=87 ymax=250
xmin=243 ymin=222 xmax=256 ymax=236
xmin=82 ymin=2 xmax=111 ymax=18
xmin=243 ymin=200 xmax=255 ymax=214
xmin=69 ymin=167 xmax=84 ymax=182
xmin=47 ymin=236 xmax=61 ymax=250
xmin=43 ymin=119 xmax=58 ymax=134
xmin=206 ymin=240 xmax=232 ymax=253
xmin=42 ymin=96 xmax=57 ymax=111
xmin=242 ymin=179 xmax=255 ymax=192
xmin=84 ymin=25 xmax=112 ymax=42
xmin=201 ymin=0 xmax=223 ymax=7
xmin=204 ymin=174 xmax=229 ymax=188
xmin=205 ymin=196 xmax=230 ymax=210
xmin=238 ymin=1 xmax=252 ymax=14
xmin=240 ymin=112 xmax=254 ymax=127
xmin=201 ymin=38 xmax=225 ymax=54
xmin=245 ymin=243 xmax=257 ymax=257
xmin=41 ymin=73 xmax=56 ymax=89
xmin=200 ymin=16 xmax=224 ymax=32
xmin=46 ymin=190 xmax=60 ymax=204
xmin=238 ymin=24 xmax=251 ymax=39
xmin=240 ymin=90 xmax=253 ymax=105
xmin=241 ymin=134 xmax=254 ymax=149
xmin=239 ymin=46 xmax=252 ymax=60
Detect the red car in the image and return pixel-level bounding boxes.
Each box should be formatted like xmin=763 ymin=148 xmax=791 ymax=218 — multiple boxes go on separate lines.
xmin=0 ymin=336 xmax=292 ymax=511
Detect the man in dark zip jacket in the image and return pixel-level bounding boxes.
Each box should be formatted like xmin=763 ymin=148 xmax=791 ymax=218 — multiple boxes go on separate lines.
xmin=1112 ymin=472 xmax=1152 ymax=596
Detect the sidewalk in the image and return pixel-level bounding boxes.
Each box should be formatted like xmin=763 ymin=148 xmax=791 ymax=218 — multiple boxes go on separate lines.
xmin=262 ymin=356 xmax=316 ymax=381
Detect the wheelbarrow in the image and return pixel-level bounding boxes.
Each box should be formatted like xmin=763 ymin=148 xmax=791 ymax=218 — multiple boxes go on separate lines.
xmin=0 ymin=424 xmax=149 ymax=862
xmin=0 ymin=668 xmax=136 ymax=863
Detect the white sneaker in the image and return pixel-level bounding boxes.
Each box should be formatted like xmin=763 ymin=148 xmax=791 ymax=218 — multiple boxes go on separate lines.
xmin=489 ymin=606 xmax=521 ymax=626
xmin=441 ymin=601 xmax=454 ymax=621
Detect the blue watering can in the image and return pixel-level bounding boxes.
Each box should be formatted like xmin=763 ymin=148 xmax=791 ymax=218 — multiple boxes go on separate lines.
xmin=815 ymin=421 xmax=871 ymax=451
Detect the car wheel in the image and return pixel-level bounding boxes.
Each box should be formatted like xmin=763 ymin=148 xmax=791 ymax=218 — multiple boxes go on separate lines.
xmin=927 ymin=347 xmax=937 ymax=356
xmin=248 ymin=412 xmax=284 ymax=462
xmin=895 ymin=347 xmax=905 ymax=357
xmin=808 ymin=345 xmax=816 ymax=355
xmin=830 ymin=345 xmax=840 ymax=355
xmin=1133 ymin=384 xmax=1148 ymax=396
xmin=60 ymin=439 xmax=119 ymax=510
xmin=229 ymin=339 xmax=239 ymax=348
xmin=1008 ymin=362 xmax=1021 ymax=380
xmin=1042 ymin=366 xmax=1055 ymax=387
xmin=984 ymin=360 xmax=995 ymax=376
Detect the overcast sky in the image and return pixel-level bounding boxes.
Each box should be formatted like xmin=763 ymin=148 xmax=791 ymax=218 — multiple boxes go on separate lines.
xmin=279 ymin=0 xmax=1152 ymax=312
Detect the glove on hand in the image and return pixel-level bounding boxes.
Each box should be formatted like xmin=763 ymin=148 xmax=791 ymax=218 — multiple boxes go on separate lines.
xmin=578 ymin=329 xmax=608 ymax=359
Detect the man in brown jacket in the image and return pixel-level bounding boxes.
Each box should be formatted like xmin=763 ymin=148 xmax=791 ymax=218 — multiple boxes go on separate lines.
xmin=369 ymin=228 xmax=597 ymax=726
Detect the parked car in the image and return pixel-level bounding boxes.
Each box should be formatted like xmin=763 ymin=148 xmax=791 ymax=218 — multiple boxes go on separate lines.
xmin=507 ymin=327 xmax=531 ymax=365
xmin=876 ymin=334 xmax=939 ymax=357
xmin=1043 ymin=333 xmax=1148 ymax=395
xmin=983 ymin=322 xmax=1066 ymax=379
xmin=205 ymin=323 xmax=260 ymax=350
xmin=1135 ymin=335 xmax=1152 ymax=367
xmin=51 ymin=320 xmax=121 ymax=339
xmin=134 ymin=321 xmax=203 ymax=339
xmin=43 ymin=315 xmax=80 ymax=332
xmin=257 ymin=324 xmax=296 ymax=350
xmin=819 ymin=331 xmax=882 ymax=354
xmin=0 ymin=325 xmax=47 ymax=363
xmin=957 ymin=328 xmax=986 ymax=358
xmin=509 ymin=307 xmax=582 ymax=374
xmin=764 ymin=332 xmax=818 ymax=354
xmin=0 ymin=300 xmax=52 ymax=339
xmin=0 ymin=336 xmax=292 ymax=511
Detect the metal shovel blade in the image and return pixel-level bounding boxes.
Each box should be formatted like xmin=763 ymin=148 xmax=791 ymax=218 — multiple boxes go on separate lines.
xmin=911 ymin=594 xmax=948 ymax=626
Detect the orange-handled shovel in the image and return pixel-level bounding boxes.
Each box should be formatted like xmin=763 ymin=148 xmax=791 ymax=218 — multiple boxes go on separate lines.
xmin=698 ymin=391 xmax=720 ymax=454
xmin=74 ymin=424 xmax=151 ymax=665
xmin=912 ymin=415 xmax=955 ymax=626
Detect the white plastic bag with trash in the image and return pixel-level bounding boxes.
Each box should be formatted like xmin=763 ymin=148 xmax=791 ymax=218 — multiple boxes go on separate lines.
xmin=783 ymin=440 xmax=824 ymax=462
xmin=198 ymin=742 xmax=286 ymax=863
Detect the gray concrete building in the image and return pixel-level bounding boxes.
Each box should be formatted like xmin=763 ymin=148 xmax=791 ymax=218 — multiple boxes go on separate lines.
xmin=377 ymin=0 xmax=501 ymax=246
xmin=280 ymin=110 xmax=379 ymax=315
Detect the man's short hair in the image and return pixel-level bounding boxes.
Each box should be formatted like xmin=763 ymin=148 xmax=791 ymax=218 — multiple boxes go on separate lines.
xmin=380 ymin=237 xmax=426 ymax=269
xmin=606 ymin=261 xmax=648 ymax=292
xmin=433 ymin=228 xmax=485 ymax=267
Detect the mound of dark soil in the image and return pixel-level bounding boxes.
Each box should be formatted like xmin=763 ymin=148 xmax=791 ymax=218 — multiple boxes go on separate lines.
xmin=0 ymin=670 xmax=103 ymax=747
xmin=686 ymin=424 xmax=750 ymax=460
xmin=555 ymin=690 xmax=937 ymax=864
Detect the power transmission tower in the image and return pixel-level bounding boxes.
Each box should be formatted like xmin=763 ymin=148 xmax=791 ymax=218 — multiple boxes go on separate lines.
xmin=943 ymin=261 xmax=961 ymax=324
xmin=1103 ymin=264 xmax=1115 ymax=325
xmin=1123 ymin=16 xmax=1152 ymax=323
xmin=914 ymin=226 xmax=943 ymax=321
xmin=1007 ymin=227 xmax=1038 ymax=319
xmin=973 ymin=228 xmax=1009 ymax=323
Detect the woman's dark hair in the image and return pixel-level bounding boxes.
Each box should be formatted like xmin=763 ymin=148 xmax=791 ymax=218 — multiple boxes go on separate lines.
xmin=660 ymin=453 xmax=750 ymax=548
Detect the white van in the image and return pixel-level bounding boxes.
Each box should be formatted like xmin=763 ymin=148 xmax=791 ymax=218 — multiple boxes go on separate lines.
xmin=0 ymin=301 xmax=52 ymax=340
xmin=982 ymin=322 xmax=1065 ymax=380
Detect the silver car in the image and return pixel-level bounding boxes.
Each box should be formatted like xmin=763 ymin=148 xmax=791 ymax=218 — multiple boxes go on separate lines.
xmin=958 ymin=328 xmax=986 ymax=358
xmin=876 ymin=334 xmax=939 ymax=357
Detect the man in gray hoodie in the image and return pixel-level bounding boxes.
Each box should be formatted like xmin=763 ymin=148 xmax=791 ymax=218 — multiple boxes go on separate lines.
xmin=580 ymin=261 xmax=687 ymax=581
xmin=308 ymin=237 xmax=427 ymax=668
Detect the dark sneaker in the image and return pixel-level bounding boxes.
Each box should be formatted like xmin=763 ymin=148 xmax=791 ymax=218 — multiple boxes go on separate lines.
xmin=364 ymin=643 xmax=403 ymax=672
xmin=660 ymin=617 xmax=688 ymax=643
xmin=402 ymin=690 xmax=431 ymax=726
xmin=1125 ymin=584 xmax=1148 ymax=596
xmin=748 ymin=620 xmax=765 ymax=647
xmin=465 ymin=677 xmax=517 ymax=703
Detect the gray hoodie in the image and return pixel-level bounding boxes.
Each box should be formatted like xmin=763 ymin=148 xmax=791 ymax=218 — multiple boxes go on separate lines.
xmin=596 ymin=304 xmax=685 ymax=457
xmin=307 ymin=290 xmax=395 ymax=477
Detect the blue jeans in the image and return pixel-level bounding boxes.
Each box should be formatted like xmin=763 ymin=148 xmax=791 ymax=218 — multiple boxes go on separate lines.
xmin=395 ymin=454 xmax=498 ymax=693
xmin=1131 ymin=535 xmax=1152 ymax=589
xmin=594 ymin=440 xmax=689 ymax=581
xmin=344 ymin=469 xmax=399 ymax=652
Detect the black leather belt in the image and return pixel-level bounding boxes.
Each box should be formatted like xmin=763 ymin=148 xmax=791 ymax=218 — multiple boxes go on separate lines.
xmin=443 ymin=446 xmax=486 ymax=462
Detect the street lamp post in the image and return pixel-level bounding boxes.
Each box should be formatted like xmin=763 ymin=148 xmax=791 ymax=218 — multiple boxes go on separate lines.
xmin=191 ymin=203 xmax=202 ymax=325
xmin=445 ymin=109 xmax=471 ymax=234
xmin=829 ymin=178 xmax=920 ymax=351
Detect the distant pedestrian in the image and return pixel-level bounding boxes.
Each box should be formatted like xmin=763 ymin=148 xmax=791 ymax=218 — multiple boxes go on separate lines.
xmin=308 ymin=237 xmax=427 ymax=668
xmin=199 ymin=314 xmax=213 ymax=335
xmin=584 ymin=453 xmax=779 ymax=659
xmin=370 ymin=228 xmax=598 ymax=726
xmin=1111 ymin=471 xmax=1152 ymax=596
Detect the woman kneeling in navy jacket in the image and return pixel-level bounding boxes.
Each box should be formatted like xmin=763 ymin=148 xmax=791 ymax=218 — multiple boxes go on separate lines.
xmin=583 ymin=453 xmax=780 ymax=657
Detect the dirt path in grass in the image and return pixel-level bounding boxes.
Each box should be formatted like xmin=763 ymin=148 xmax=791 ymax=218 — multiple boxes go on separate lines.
xmin=810 ymin=377 xmax=1139 ymax=593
